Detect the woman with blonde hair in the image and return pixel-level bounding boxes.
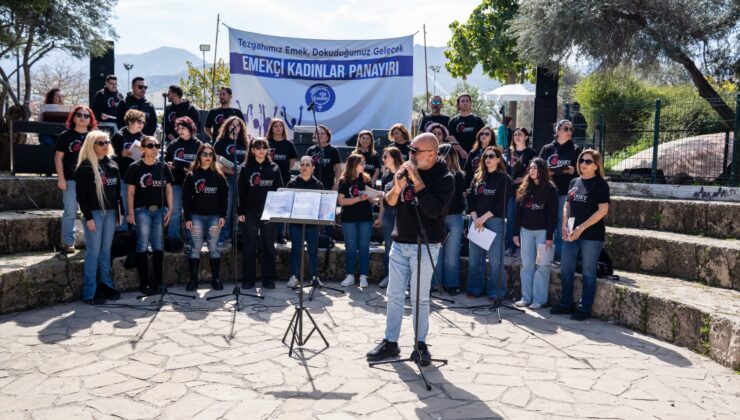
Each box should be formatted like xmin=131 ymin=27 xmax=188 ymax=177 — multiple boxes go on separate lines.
xmin=75 ymin=130 xmax=122 ymax=304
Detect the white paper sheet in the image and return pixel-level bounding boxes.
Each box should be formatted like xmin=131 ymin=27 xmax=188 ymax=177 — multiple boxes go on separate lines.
xmin=128 ymin=140 xmax=143 ymax=161
xmin=291 ymin=192 xmax=322 ymax=220
xmin=567 ymin=217 xmax=575 ymax=236
xmin=536 ymin=243 xmax=555 ymax=265
xmin=261 ymin=191 xmax=295 ymax=220
xmin=467 ymin=225 xmax=496 ymax=251
xmin=318 ymin=193 xmax=337 ymax=222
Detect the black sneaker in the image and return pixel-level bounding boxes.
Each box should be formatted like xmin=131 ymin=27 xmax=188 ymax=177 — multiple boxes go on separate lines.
xmin=409 ymin=341 xmax=432 ymax=367
xmin=366 ymin=339 xmax=400 ymax=362
xmin=549 ymin=305 xmax=576 ymax=315
xmin=570 ymin=310 xmax=590 ymax=321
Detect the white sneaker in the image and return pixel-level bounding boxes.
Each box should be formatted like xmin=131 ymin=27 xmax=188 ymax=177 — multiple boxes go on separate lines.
xmin=286 ymin=275 xmax=298 ymax=288
xmin=341 ymin=274 xmax=355 ymax=287
xmin=514 ymin=300 xmax=530 ymax=308
xmin=312 ymin=276 xmax=323 ymax=286
xmin=529 ymin=303 xmax=543 ymax=310
xmin=359 ymin=275 xmax=368 ymax=288
xmin=379 ymin=276 xmax=389 ymax=288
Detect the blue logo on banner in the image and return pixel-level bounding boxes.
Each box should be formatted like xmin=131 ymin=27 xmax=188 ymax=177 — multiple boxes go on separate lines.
xmin=305 ymin=83 xmax=335 ymax=112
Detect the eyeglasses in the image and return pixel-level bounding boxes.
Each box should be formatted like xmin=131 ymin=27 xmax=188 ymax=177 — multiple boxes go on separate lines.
xmin=94 ymin=140 xmax=110 ymax=146
xmin=201 ymin=152 xmax=214 ymax=158
xmin=134 ymin=119 xmax=145 ymax=124
xmin=135 ymin=85 xmax=148 ymax=90
xmin=561 ymin=126 xmax=573 ymax=132
xmin=579 ymin=158 xmax=595 ymax=165
xmin=479 ymin=132 xmax=492 ymax=137
xmin=143 ymin=143 xmax=161 ymax=149
xmin=408 ymin=147 xmax=434 ymax=156
xmin=484 ymin=153 xmax=500 ymax=160
xmin=75 ymin=112 xmax=91 ymax=119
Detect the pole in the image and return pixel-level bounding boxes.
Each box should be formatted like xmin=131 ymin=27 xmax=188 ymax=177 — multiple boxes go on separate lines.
xmin=651 ymin=99 xmax=662 ymax=184
xmin=731 ymin=93 xmax=739 ymax=186
xmin=211 ymin=14 xmax=220 ymax=109
xmin=423 ymin=24 xmax=429 ymax=112
xmin=202 ymin=50 xmax=207 ymax=108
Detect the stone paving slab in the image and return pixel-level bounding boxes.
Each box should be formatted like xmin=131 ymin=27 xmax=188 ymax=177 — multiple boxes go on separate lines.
xmin=0 ymin=210 xmax=62 ymax=254
xmin=0 ymin=285 xmax=738 ymax=419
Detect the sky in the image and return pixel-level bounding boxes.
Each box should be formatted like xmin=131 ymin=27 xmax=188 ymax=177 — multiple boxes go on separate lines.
xmin=112 ymin=0 xmax=481 ymax=56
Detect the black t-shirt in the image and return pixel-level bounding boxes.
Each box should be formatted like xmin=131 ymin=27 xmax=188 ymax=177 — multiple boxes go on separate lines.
xmin=305 ymin=144 xmax=341 ymax=190
xmin=448 ymin=171 xmax=466 ymax=215
xmin=182 ymin=168 xmax=229 ymax=220
xmin=504 ymin=147 xmax=537 ymax=187
xmin=418 ymin=114 xmax=451 ymax=133
xmin=567 ymin=176 xmax=610 ymax=241
xmin=205 ymin=108 xmax=245 ymax=138
xmin=286 ymin=175 xmax=323 ymax=191
xmin=338 ymin=178 xmax=373 ymax=223
xmin=360 ymin=151 xmax=381 ymax=179
xmin=55 ymin=130 xmax=86 ymax=180
xmin=165 ymin=138 xmax=202 ymax=185
xmin=514 ymin=183 xmax=559 ymax=240
xmin=466 ymin=171 xmax=514 ymax=218
xmin=111 ymin=127 xmax=143 ymax=179
xmin=213 ymin=137 xmax=248 ymax=169
xmin=237 ymin=159 xmax=284 ymax=214
xmin=448 ymin=114 xmax=485 ymax=153
xmin=539 ymin=140 xmax=582 ymax=195
xmin=124 ymin=160 xmax=174 ymax=208
xmin=391 ymin=142 xmax=411 ymax=162
xmin=268 ymin=139 xmax=298 ymax=185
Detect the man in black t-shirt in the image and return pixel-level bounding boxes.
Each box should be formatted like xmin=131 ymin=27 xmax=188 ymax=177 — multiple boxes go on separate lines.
xmin=91 ymin=75 xmax=124 ymax=134
xmin=448 ymin=93 xmax=485 ymax=160
xmin=205 ymin=87 xmax=245 ymax=141
xmin=417 ymin=95 xmax=450 ymax=133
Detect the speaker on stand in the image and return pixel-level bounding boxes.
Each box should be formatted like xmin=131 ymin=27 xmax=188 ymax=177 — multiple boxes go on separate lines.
xmin=89 ymin=41 xmax=115 ymax=106
xmin=532 ymin=66 xmax=559 ymax=153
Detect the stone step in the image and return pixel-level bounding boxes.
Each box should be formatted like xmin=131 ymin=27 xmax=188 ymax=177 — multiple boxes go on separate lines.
xmin=0 ymin=210 xmax=63 ymax=254
xmin=607 ymin=196 xmax=740 ymax=239
xmin=1 ymin=247 xmax=737 ymax=369
xmin=0 ymin=176 xmax=61 ymax=211
xmin=605 ymin=226 xmax=740 ymax=292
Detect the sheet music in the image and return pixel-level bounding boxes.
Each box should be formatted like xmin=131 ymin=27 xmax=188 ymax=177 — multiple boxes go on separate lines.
xmin=128 ymin=140 xmax=143 ymax=161
xmin=261 ymin=191 xmax=295 ymax=220
xmin=467 ymin=226 xmax=496 ymax=251
xmin=318 ymin=193 xmax=337 ymax=222
xmin=291 ymin=192 xmax=322 ymax=219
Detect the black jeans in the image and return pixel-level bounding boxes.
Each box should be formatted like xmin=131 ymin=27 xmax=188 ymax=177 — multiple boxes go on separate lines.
xmin=242 ymin=211 xmax=277 ymax=283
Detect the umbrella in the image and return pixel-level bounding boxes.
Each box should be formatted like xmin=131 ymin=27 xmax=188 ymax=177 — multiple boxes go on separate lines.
xmin=484 ymin=83 xmax=536 ymax=102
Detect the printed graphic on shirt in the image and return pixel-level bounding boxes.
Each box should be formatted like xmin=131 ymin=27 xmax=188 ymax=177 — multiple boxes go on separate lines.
xmin=474 ymin=181 xmax=497 ymax=196
xmin=173 ymin=148 xmax=197 ymax=163
xmin=99 ymin=170 xmax=118 ymax=187
xmin=139 ymin=172 xmax=166 ymax=188
xmin=401 ymin=185 xmax=416 ymax=203
xmin=69 ymin=139 xmax=82 ymax=153
xmin=455 ymin=122 xmax=477 ymax=134
xmin=107 ymin=97 xmax=119 ymax=108
xmin=269 ymin=148 xmax=287 ymax=161
xmin=567 ymin=185 xmax=588 ymax=203
xmin=524 ymin=198 xmax=545 ymax=210
xmin=195 ymin=178 xmax=218 ymax=194
xmin=249 ymin=172 xmax=274 ymax=187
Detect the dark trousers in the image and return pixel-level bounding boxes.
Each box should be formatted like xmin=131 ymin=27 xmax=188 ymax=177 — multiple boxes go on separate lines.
xmin=242 ymin=212 xmax=277 ymax=283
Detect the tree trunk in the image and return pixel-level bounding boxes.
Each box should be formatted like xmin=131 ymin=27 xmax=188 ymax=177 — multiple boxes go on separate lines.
xmin=672 ymin=51 xmax=735 ymax=125
xmin=507 ymin=71 xmax=518 ymax=126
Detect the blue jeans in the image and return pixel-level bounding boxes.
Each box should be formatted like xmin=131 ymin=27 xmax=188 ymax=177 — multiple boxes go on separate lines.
xmin=381 ymin=208 xmax=396 ymax=278
xmin=553 ymin=195 xmax=567 ymax=260
xmin=190 ymin=214 xmax=221 ymax=259
xmin=82 ymin=210 xmax=116 ymax=300
xmin=466 ymin=217 xmax=505 ymax=298
xmin=135 ymin=207 xmax=165 ymax=252
xmin=559 ymin=239 xmax=604 ymax=313
xmin=343 ymin=221 xmax=372 ymax=276
xmin=219 ymin=175 xmax=236 ymax=243
xmin=168 ymin=185 xmax=190 ymax=242
xmin=434 ymin=213 xmax=464 ymax=289
xmin=519 ymin=228 xmax=551 ymax=305
xmin=289 ymin=224 xmax=319 ymax=277
xmin=505 ymin=197 xmax=517 ymax=251
xmin=62 ymin=180 xmax=78 ymax=246
xmin=385 ymin=241 xmax=441 ymax=342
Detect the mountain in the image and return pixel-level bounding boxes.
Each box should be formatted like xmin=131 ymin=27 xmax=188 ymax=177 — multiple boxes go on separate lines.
xmin=412 ymin=45 xmax=500 ymax=97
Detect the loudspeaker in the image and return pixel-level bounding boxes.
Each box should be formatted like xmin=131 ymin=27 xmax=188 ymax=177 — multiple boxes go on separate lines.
xmin=89 ymin=41 xmax=114 ymax=105
xmin=532 ymin=66 xmax=559 ymax=152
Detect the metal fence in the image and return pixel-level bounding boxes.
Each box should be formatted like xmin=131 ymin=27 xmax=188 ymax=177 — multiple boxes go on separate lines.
xmin=565 ymin=93 xmax=739 ymax=185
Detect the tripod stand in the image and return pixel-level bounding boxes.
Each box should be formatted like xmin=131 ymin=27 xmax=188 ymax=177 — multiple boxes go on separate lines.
xmin=369 ymin=197 xmax=448 ymax=391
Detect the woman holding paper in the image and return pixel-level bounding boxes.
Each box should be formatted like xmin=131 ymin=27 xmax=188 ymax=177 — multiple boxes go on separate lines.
xmin=338 ymin=153 xmax=375 ymax=288
xmin=512 ymin=158 xmax=558 ymax=309
xmin=238 ymin=138 xmax=284 ymax=289
xmin=111 ymin=109 xmax=145 ymax=230
xmin=285 ymin=156 xmax=324 ymax=288
xmin=550 ymin=149 xmax=610 ymax=321
xmin=182 ymin=143 xmax=229 ymax=292
xmin=374 ymin=146 xmax=403 ymax=288
xmin=214 ymin=116 xmax=249 ymax=247
xmin=465 ymin=146 xmax=513 ymax=302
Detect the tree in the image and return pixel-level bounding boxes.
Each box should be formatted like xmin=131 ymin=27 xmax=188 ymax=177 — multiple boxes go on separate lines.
xmin=0 ymin=0 xmax=118 ymax=116
xmin=445 ymin=0 xmax=535 ymax=125
xmin=179 ymin=59 xmax=230 ymax=110
xmin=511 ymin=0 xmax=740 ymax=125
xmin=32 ymin=62 xmax=87 ymax=107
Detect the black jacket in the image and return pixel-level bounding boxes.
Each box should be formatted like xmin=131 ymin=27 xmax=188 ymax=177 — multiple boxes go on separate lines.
xmin=75 ymin=157 xmax=122 ymax=221
xmin=116 ymin=92 xmax=157 ymax=135
xmin=386 ymin=158 xmax=455 ymax=244
xmin=182 ymin=168 xmax=229 ymax=220
xmin=237 ymin=159 xmax=284 ymax=215
xmin=164 ymin=100 xmax=201 ymax=138
xmin=91 ymin=88 xmax=124 ymax=123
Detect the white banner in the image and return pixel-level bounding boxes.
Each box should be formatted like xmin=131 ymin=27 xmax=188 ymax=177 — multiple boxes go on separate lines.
xmin=228 ymin=28 xmax=414 ymax=144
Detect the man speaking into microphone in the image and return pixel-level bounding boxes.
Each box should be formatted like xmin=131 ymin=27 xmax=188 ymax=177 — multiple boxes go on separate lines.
xmin=366 ymin=133 xmax=454 ymax=366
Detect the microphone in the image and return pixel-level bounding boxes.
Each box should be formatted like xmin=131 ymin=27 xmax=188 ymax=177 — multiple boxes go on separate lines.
xmin=307 ymin=101 xmax=315 ymax=112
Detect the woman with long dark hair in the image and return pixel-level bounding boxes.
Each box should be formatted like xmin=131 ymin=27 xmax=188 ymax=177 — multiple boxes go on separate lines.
xmin=433 ymin=143 xmax=466 ymax=295
xmin=183 ymin=143 xmax=229 ymax=291
xmin=111 ymin=109 xmax=145 ymax=231
xmin=374 ymin=146 xmax=403 ymax=288
xmin=75 ymin=130 xmax=122 ymax=304
xmin=512 ymin=158 xmax=558 ymax=309
xmin=338 ymin=153 xmax=374 ymax=288
xmin=125 ymin=136 xmax=174 ymax=294
xmin=354 ymin=130 xmax=381 ymax=185
xmin=55 ymin=105 xmax=98 ymax=253
xmin=238 ymin=138 xmax=284 ymax=289
xmin=503 ymin=127 xmax=538 ymax=254
xmin=463 ymin=126 xmax=495 ymax=189
xmin=165 ymin=116 xmax=203 ymax=247
xmin=551 ymin=149 xmax=610 ymax=321
xmin=286 ymin=156 xmax=324 ymax=288
xmin=466 ymin=145 xmax=513 ymax=302
xmin=214 ymin=116 xmax=249 ymax=246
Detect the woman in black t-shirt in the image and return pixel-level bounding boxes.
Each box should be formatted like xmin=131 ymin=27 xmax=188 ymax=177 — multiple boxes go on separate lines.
xmin=125 ymin=136 xmax=174 ymax=294
xmin=267 ymin=118 xmax=298 ymax=244
xmin=389 ymin=123 xmax=411 ymax=161
xmin=111 ymin=109 xmax=145 ymax=230
xmin=550 ymin=149 xmax=610 ymax=321
xmin=354 ymin=130 xmax=381 ymax=185
xmin=305 ymin=124 xmax=341 ymax=191
xmin=183 ymin=143 xmax=229 ymax=292
xmin=55 ymin=105 xmax=98 ymax=253
xmin=338 ymin=153 xmax=375 ymax=289
xmin=214 ymin=116 xmax=249 ymax=246
xmin=165 ymin=116 xmax=203 ymax=245
xmin=75 ymin=130 xmax=122 ymax=305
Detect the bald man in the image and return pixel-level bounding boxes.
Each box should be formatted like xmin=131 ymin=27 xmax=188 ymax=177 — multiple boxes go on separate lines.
xmin=366 ymin=132 xmax=455 ymax=366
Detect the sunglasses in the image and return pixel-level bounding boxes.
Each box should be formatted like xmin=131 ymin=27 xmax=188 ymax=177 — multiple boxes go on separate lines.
xmin=431 ymin=100 xmax=442 ymax=105
xmin=75 ymin=112 xmax=91 ymax=119
xmin=579 ymin=158 xmax=595 ymax=165
xmin=479 ymin=132 xmax=492 ymax=137
xmin=143 ymin=143 xmax=161 ymax=149
xmin=94 ymin=140 xmax=111 ymax=146
xmin=484 ymin=153 xmax=500 ymax=160
xmin=201 ymin=152 xmax=214 ymax=158
xmin=408 ymin=147 xmax=433 ymax=155
xmin=135 ymin=85 xmax=148 ymax=90
xmin=561 ymin=126 xmax=573 ymax=132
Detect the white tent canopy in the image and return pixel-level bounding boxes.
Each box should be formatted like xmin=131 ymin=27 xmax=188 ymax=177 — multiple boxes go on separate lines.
xmin=484 ymin=83 xmax=536 ymax=102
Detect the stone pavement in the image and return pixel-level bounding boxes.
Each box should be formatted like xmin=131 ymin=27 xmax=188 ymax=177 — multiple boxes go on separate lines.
xmin=0 ymin=284 xmax=738 ymax=420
